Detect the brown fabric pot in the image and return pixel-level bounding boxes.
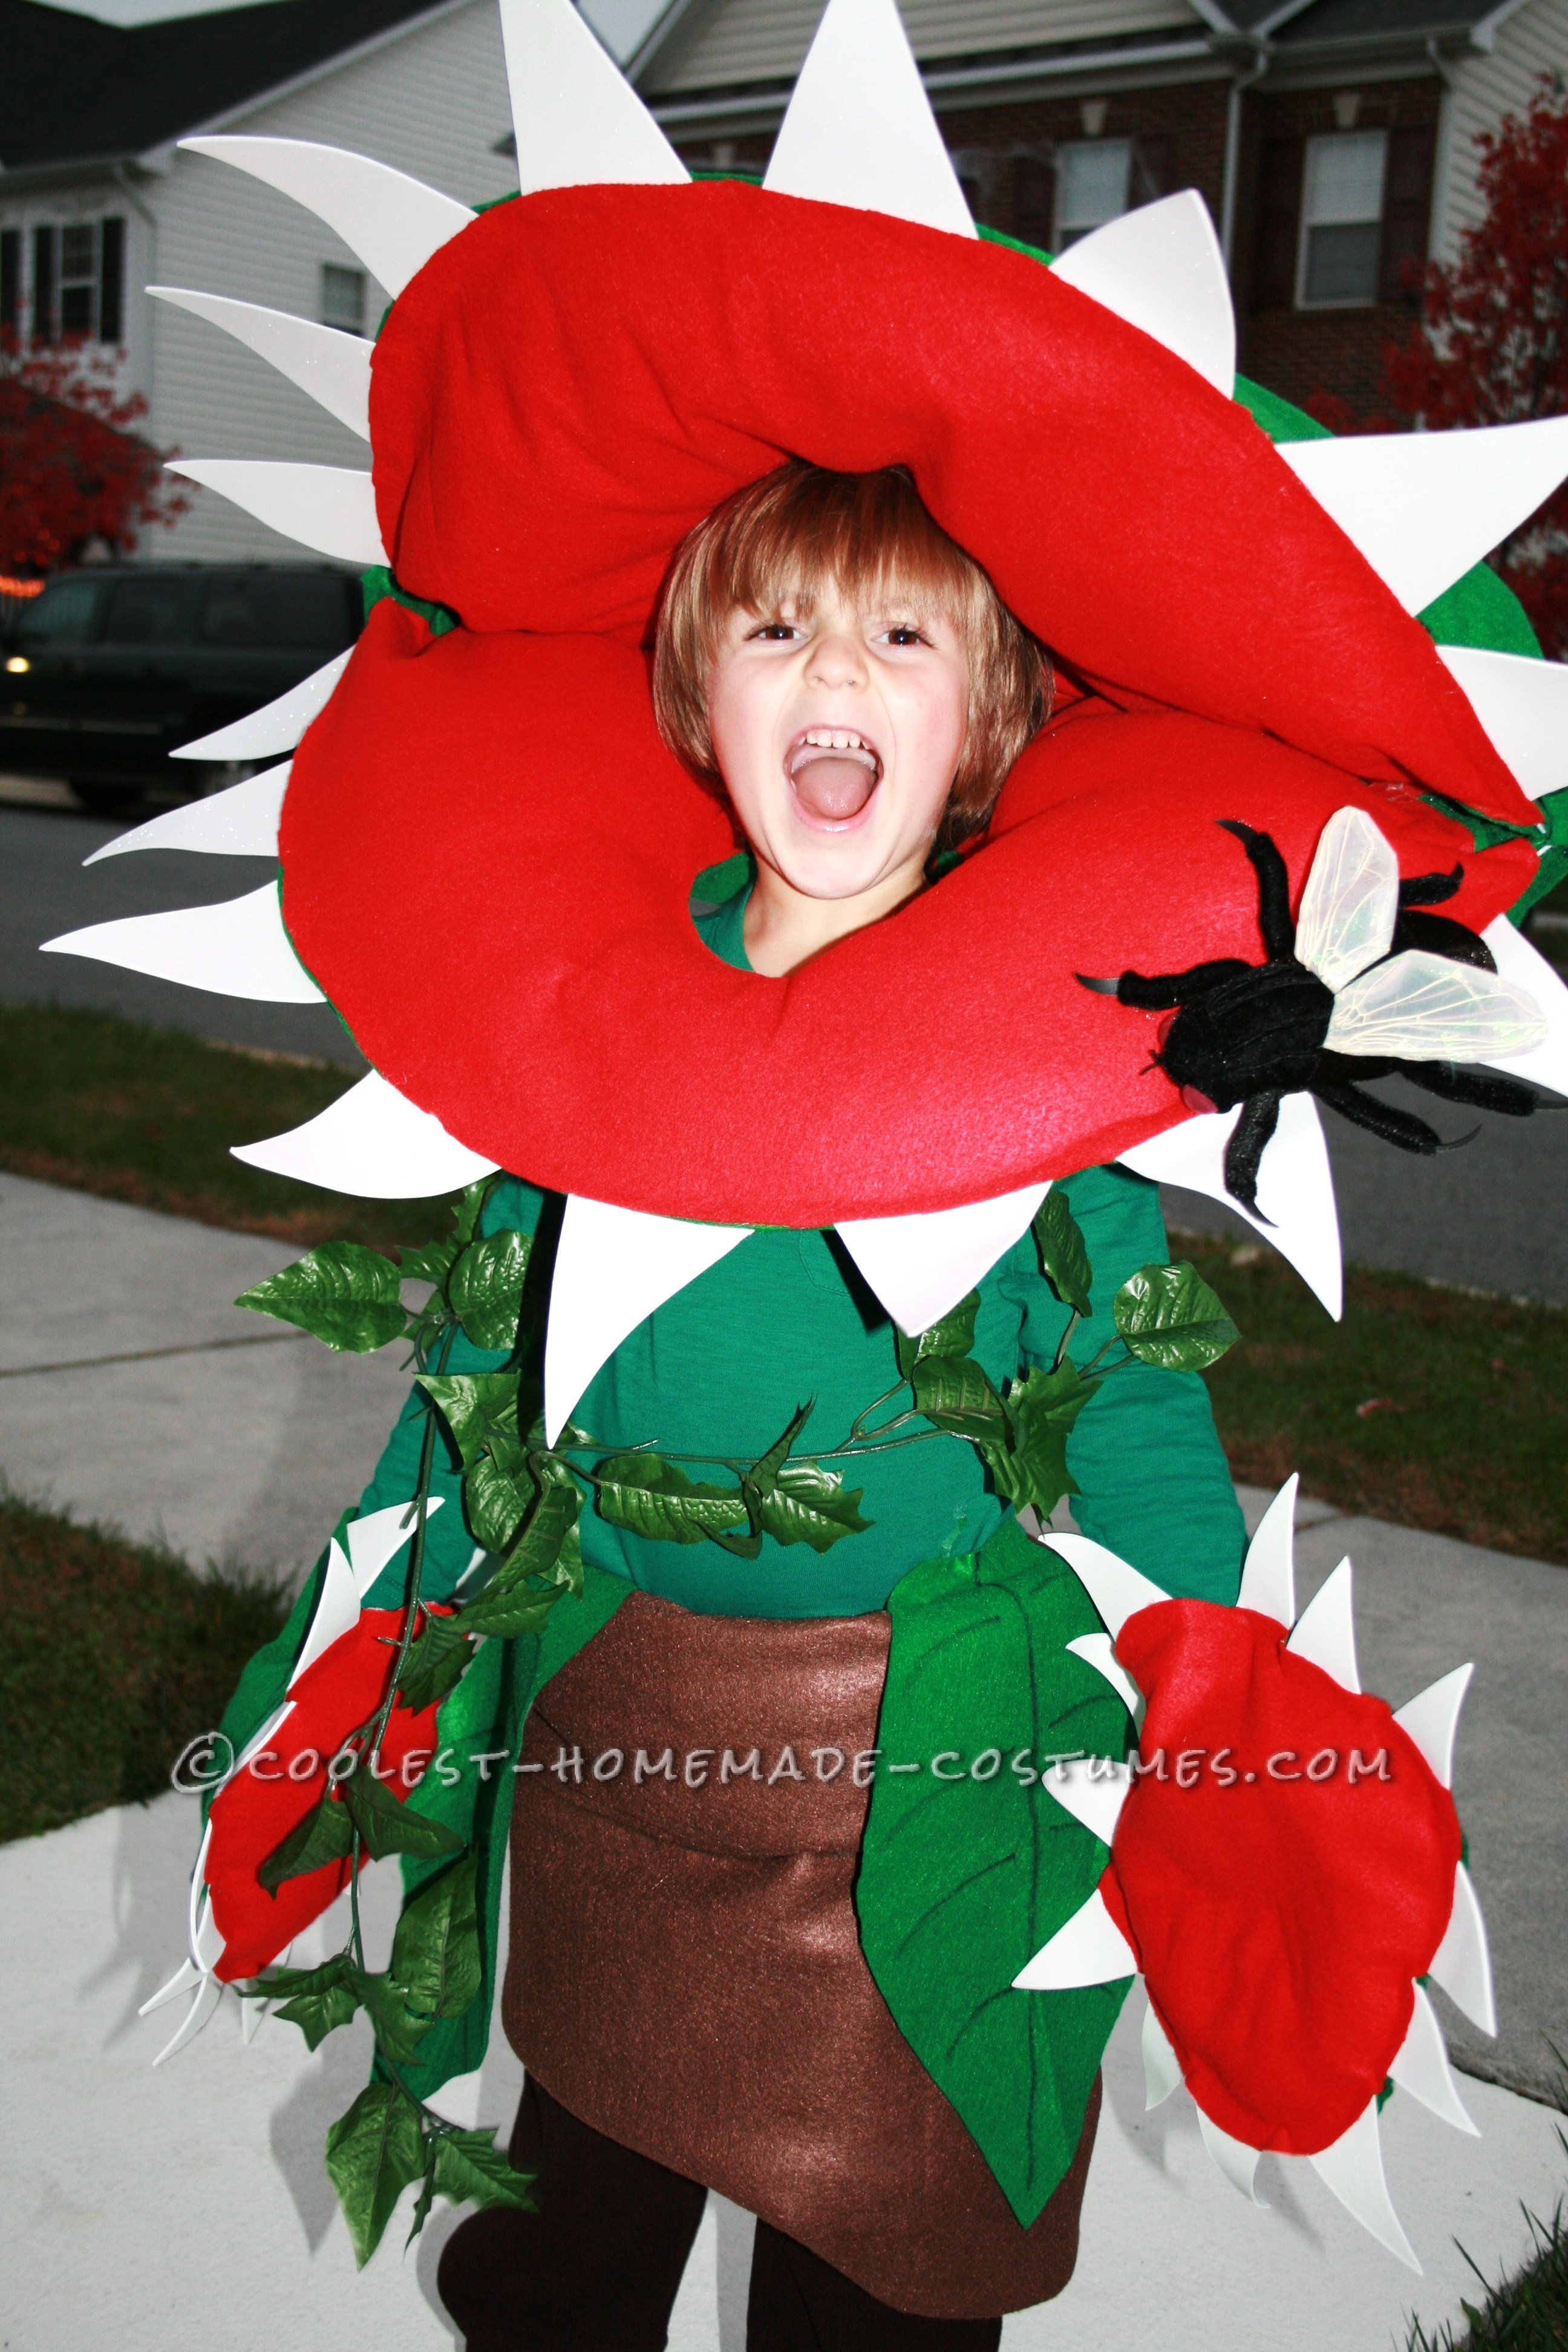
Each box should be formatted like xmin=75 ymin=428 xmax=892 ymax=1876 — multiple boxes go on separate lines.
xmin=502 ymin=1586 xmax=1099 ymax=2320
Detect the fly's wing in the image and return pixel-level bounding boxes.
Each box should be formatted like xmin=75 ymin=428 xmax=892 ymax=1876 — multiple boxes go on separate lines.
xmin=1325 ymin=950 xmax=1547 ymax=1062
xmin=1294 ymin=808 xmax=1400 ymax=992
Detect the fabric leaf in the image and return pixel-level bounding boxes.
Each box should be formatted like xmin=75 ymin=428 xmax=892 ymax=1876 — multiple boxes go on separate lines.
xmin=248 ymin=1955 xmax=362 ymax=2052
xmin=389 ymin=1854 xmax=483 ymax=2027
xmin=324 ymin=2082 xmax=428 ymax=2268
xmin=235 ymin=1243 xmax=405 ymax=1353
xmin=1113 ymin=1262 xmax=1239 ymax=1373
xmin=257 ymin=1789 xmax=355 ymax=1894
xmin=396 ymin=1615 xmax=475 ymax=1715
xmin=448 ymin=1229 xmax=532 ymax=1352
xmin=342 ymin=1765 xmax=465 ymax=1864
xmin=593 ymin=1454 xmax=749 ymax=1547
xmin=895 ymin=1292 xmax=980 ymax=1376
xmin=431 ymin=2128 xmax=538 ymax=2212
xmin=463 ymin=1454 xmax=535 ymax=1557
xmin=460 ymin=1484 xmax=581 ymax=1638
xmin=985 ymin=1361 xmax=1101 ymax=1521
xmin=417 ymin=1373 xmax=521 ymax=1469
xmin=1032 ymin=1192 xmax=1093 ymax=1319
xmin=753 ymin=1461 xmax=872 ymax=1553
xmin=910 ymin=1354 xmax=1008 ymax=1444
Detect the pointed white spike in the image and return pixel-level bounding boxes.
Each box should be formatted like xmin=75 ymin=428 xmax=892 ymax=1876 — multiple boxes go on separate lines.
xmin=1393 ymin=1664 xmax=1473 ymax=1791
xmin=171 ymin=650 xmax=350 ymax=763
xmin=1438 ymin=644 xmax=1568 ymax=806
xmin=1065 ymin=1632 xmax=1145 ymax=1725
xmin=1308 ymin=2099 xmax=1422 ymax=2271
xmin=1429 ymin=1862 xmax=1497 ymax=2036
xmin=153 ymin=1971 xmax=223 ymax=2066
xmin=1050 ymin=191 xmax=1234 ymax=394
xmin=83 ymin=762 xmax=290 ymax=864
xmin=139 ymin=1956 xmax=203 ymax=2018
xmin=188 ymin=1820 xmax=216 ymax=1961
xmin=287 ymin=1540 xmax=360 ymax=1689
xmin=42 ymin=883 xmax=322 ymax=1005
xmin=763 ymin=0 xmax=976 ymax=239
xmin=232 ymin=1701 xmax=294 ymax=1779
xmin=1481 ymin=915 xmax=1568 ymax=1099
xmin=149 ymin=289 xmax=371 ymax=439
xmin=1045 ymin=1757 xmax=1130 ymax=1846
xmin=344 ymin=1496 xmax=445 ymax=1599
xmin=1142 ymin=2001 xmax=1183 ymax=2111
xmin=1293 ymin=806 xmax=1400 ymax=993
xmin=1036 ymin=1531 xmax=1168 ymax=1639
xmin=1119 ymin=1089 xmax=1343 ymax=1321
xmin=1277 ymin=415 xmax=1568 ymax=617
xmin=1236 ymin=1476 xmax=1298 ymax=1628
xmin=232 ymin=1070 xmax=498 ymax=1200
xmin=1197 ymin=2105 xmax=1268 ymax=2205
xmin=1326 ymin=949 xmax=1546 ymax=1062
xmin=180 ymin=137 xmax=472 ymax=298
xmin=1012 ymin=1885 xmax=1137 ymax=1991
xmin=499 ymin=0 xmax=688 ymax=194
xmin=1284 ymin=1557 xmax=1361 ymax=1692
xmin=166 ymin=462 xmax=385 ymax=567
xmin=192 ymin=1890 xmax=226 ymax=1973
xmin=835 ymin=1181 xmax=1048 ymax=1336
xmin=1390 ymin=1982 xmax=1480 ymax=2135
xmin=544 ymin=1195 xmax=751 ymax=1443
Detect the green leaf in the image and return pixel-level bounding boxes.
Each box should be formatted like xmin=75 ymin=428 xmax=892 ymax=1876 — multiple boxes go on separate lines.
xmin=1112 ymin=1261 xmax=1240 ymax=1373
xmin=895 ymin=1292 xmax=980 ymax=1377
xmin=459 ymin=1482 xmax=581 ymax=1638
xmin=324 ymin=2082 xmax=428 ymax=2268
xmin=417 ymin=1372 xmax=521 ymax=1468
xmin=1033 ymin=1191 xmax=1093 ymax=1319
xmin=405 ymin=2151 xmax=439 ymax=2250
xmin=985 ymin=1361 xmax=1102 ymax=1521
xmin=390 ymin=1854 xmax=483 ymax=2025
xmin=245 ymin=1956 xmax=363 ymax=2053
xmin=341 ymin=1763 xmax=466 ymax=1864
xmin=552 ymin=1517 xmax=584 ymax=1599
xmin=463 ymin=1454 xmax=535 ymax=1556
xmin=448 ymin=1228 xmax=533 ymax=1352
xmin=257 ymin=1791 xmax=355 ymax=1894
xmin=753 ymin=1460 xmax=872 ymax=1553
xmin=910 ymin=1354 xmax=1009 ymax=1444
xmin=235 ymin=1244 xmax=406 ymax=1353
xmin=745 ymin=1400 xmax=814 ymax=1498
xmin=352 ymin=1964 xmax=436 ymax=2066
xmin=396 ymin=1613 xmax=474 ymax=1715
xmin=431 ymin=2128 xmax=538 ymax=2212
xmin=593 ymin=1454 xmax=750 ymax=1547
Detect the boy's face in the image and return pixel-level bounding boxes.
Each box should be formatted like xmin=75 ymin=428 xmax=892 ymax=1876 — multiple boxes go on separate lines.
xmin=707 ymin=575 xmax=969 ymax=906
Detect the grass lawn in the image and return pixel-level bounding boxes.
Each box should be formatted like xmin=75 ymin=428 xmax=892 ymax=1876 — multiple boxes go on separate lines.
xmin=1408 ymin=2185 xmax=1568 ymax=2350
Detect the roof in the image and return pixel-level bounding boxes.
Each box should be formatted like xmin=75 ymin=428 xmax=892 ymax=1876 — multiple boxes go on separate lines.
xmin=0 ymin=0 xmax=446 ymax=174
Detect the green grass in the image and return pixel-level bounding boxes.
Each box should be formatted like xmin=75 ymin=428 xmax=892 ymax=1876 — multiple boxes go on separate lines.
xmin=1408 ymin=2179 xmax=1568 ymax=2350
xmin=0 ymin=1488 xmax=291 ymax=1840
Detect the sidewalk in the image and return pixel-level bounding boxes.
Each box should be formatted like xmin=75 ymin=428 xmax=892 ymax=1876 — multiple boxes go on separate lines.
xmin=2 ymin=1171 xmax=1565 ymax=2350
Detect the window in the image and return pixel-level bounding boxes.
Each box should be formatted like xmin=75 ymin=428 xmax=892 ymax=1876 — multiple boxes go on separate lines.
xmin=16 ymin=577 xmax=107 ymax=648
xmin=1299 ymin=130 xmax=1387 ymax=307
xmin=10 ymin=218 xmax=125 ymax=343
xmin=320 ymin=263 xmax=367 ymax=335
xmin=59 ymin=223 xmax=97 ymax=335
xmin=102 ymin=574 xmax=201 ymax=647
xmin=1 ymin=230 xmax=19 ymax=337
xmin=201 ymin=570 xmax=359 ymax=653
xmin=1055 ymin=139 xmax=1131 ymax=249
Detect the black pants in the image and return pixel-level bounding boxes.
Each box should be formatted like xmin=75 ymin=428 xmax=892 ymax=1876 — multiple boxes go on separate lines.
xmin=438 ymin=2075 xmax=1005 ymax=2352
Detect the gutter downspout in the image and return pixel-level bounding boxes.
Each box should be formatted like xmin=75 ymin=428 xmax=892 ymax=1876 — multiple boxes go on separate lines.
xmin=1221 ymin=38 xmax=1269 ymax=272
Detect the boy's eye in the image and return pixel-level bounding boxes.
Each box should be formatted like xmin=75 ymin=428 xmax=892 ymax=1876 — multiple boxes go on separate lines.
xmin=884 ymin=625 xmax=926 ymax=646
xmin=750 ymin=622 xmax=799 ymax=642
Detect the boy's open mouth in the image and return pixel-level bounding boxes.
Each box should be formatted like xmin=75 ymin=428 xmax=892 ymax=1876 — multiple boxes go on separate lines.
xmin=786 ymin=728 xmax=883 ymax=822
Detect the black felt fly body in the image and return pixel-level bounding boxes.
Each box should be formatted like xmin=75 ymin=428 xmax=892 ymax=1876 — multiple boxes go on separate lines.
xmin=1081 ymin=820 xmax=1540 ymax=1214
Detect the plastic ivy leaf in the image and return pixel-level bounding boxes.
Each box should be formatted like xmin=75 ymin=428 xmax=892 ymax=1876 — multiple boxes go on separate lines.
xmin=258 ymin=1788 xmax=355 ymax=1893
xmin=459 ymin=1484 xmax=581 ymax=1638
xmin=235 ymin=1243 xmax=407 ymax=1353
xmin=244 ymin=1955 xmax=362 ymax=2051
xmin=396 ymin=1178 xmax=491 ymax=1285
xmin=895 ymin=1292 xmax=980 ymax=1376
xmin=1112 ymin=1261 xmax=1239 ymax=1373
xmin=593 ymin=1454 xmax=751 ymax=1547
xmin=341 ymin=1764 xmax=466 ymax=1864
xmin=396 ymin=1613 xmax=474 ymax=1714
xmin=431 ymin=2128 xmax=538 ymax=2213
xmin=324 ymin=2082 xmax=428 ymax=2269
xmin=745 ymin=1400 xmax=814 ymax=1497
xmin=910 ymin=1354 xmax=1009 ymax=1445
xmin=1033 ymin=1192 xmax=1093 ymax=1320
xmin=388 ymin=1854 xmax=483 ymax=2028
xmin=463 ymin=1454 xmax=537 ymax=1556
xmin=985 ymin=1361 xmax=1102 ymax=1520
xmin=417 ymin=1372 xmax=522 ymax=1467
xmin=448 ymin=1228 xmax=532 ymax=1353
xmin=353 ymin=1964 xmax=437 ymax=2067
xmin=753 ymin=1461 xmax=872 ymax=1553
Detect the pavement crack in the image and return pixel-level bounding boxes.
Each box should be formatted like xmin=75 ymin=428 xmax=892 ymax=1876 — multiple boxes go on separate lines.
xmin=0 ymin=1329 xmax=307 ymax=1379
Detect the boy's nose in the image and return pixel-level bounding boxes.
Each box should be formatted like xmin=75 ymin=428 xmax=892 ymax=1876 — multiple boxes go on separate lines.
xmin=806 ymin=631 xmax=868 ymax=687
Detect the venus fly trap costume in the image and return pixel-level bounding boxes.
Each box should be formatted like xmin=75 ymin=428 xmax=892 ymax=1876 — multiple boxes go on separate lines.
xmin=45 ymin=0 xmax=1568 ymax=2318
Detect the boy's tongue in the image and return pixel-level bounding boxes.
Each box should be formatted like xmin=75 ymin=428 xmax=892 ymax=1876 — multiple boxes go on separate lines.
xmin=789 ymin=743 xmax=878 ymax=822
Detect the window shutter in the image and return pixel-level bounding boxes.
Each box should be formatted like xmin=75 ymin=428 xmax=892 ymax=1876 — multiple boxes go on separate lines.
xmin=31 ymin=224 xmax=56 ymax=340
xmin=99 ymin=216 xmax=125 ymax=344
xmin=1379 ymin=124 xmax=1434 ymax=305
xmin=1 ymin=230 xmax=19 ymax=337
xmin=1252 ymin=136 xmax=1303 ymax=309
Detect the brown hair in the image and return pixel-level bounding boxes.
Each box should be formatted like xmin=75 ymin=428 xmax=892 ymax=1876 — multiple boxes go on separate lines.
xmin=653 ymin=461 xmax=1050 ymax=838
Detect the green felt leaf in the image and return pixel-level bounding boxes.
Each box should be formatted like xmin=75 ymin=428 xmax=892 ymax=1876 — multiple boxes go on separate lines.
xmin=431 ymin=2128 xmax=538 ymax=2212
xmin=857 ymin=1525 xmax=1131 ymax=2228
xmin=342 ymin=1765 xmax=466 ymax=1864
xmin=448 ymin=1229 xmax=532 ymax=1353
xmin=753 ymin=1461 xmax=872 ymax=1553
xmin=324 ymin=2082 xmax=428 ymax=2268
xmin=910 ymin=1354 xmax=1009 ymax=1444
xmin=895 ymin=1292 xmax=980 ymax=1377
xmin=985 ymin=1361 xmax=1102 ymax=1521
xmin=593 ymin=1454 xmax=750 ymax=1547
xmin=1032 ymin=1191 xmax=1093 ymax=1319
xmin=390 ymin=1855 xmax=483 ymax=2027
xmin=417 ymin=1373 xmax=521 ymax=1468
xmin=396 ymin=1613 xmax=475 ymax=1716
xmin=235 ymin=1244 xmax=405 ymax=1353
xmin=257 ymin=1790 xmax=354 ymax=1894
xmin=1113 ymin=1261 xmax=1240 ymax=1373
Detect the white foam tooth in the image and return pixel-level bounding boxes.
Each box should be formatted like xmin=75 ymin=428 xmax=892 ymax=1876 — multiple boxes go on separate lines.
xmin=1119 ymin=1091 xmax=1343 ymax=1321
xmin=1390 ymin=1981 xmax=1480 ymax=2135
xmin=1037 ymin=1532 xmax=1168 ymax=1639
xmin=1293 ymin=806 xmax=1400 ymax=993
xmin=1044 ymin=1757 xmax=1130 ymax=1847
xmin=835 ymin=1181 xmax=1048 ymax=1336
xmin=1325 ymin=950 xmax=1546 ymax=1063
xmin=41 ymin=882 xmax=322 ymax=1004
xmin=1429 ymin=1862 xmax=1497 ymax=2036
xmin=172 ymin=650 xmax=350 ymax=765
xmin=153 ymin=1972 xmax=223 ymax=2066
xmin=1393 ymin=1664 xmax=1473 ymax=1791
xmin=287 ymin=1541 xmax=361 ymax=1690
xmin=139 ymin=1956 xmax=203 ymax=2017
xmin=1481 ymin=916 xmax=1568 ymax=1100
xmin=1197 ymin=2105 xmax=1268 ymax=2205
xmin=344 ymin=1496 xmax=445 ymax=1598
xmin=232 ymin=1069 xmax=498 ymax=1200
xmin=1284 ymin=1556 xmax=1360 ymax=1691
xmin=1065 ymin=1632 xmax=1145 ymax=1726
xmin=188 ymin=1820 xmax=215 ymax=1961
xmin=1236 ymin=1475 xmax=1298 ymax=1627
xmin=1438 ymin=644 xmax=1568 ymax=806
xmin=1142 ymin=2001 xmax=1183 ymax=2111
xmin=1050 ymin=191 xmax=1234 ymax=394
xmin=192 ymin=1889 xmax=226 ymax=1973
xmin=166 ymin=462 xmax=385 ymax=566
xmin=1278 ymin=414 xmax=1568 ymax=617
xmin=149 ymin=289 xmax=371 ymax=439
xmin=1012 ymin=1886 xmax=1137 ymax=1991
xmin=180 ymin=136 xmax=472 ymax=297
xmin=763 ymin=0 xmax=976 ymax=239
xmin=499 ymin=0 xmax=688 ymax=193
xmin=232 ymin=1700 xmax=294 ymax=1778
xmin=1308 ymin=2099 xmax=1422 ymax=2272
xmin=545 ymin=1195 xmax=752 ymax=1443
xmin=84 ymin=761 xmax=290 ymax=864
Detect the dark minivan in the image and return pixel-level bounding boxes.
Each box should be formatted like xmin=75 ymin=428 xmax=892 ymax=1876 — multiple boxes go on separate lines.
xmin=0 ymin=563 xmax=363 ymax=815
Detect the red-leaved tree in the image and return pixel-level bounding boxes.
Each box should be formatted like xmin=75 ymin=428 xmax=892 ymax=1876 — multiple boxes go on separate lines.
xmin=0 ymin=334 xmax=191 ymax=578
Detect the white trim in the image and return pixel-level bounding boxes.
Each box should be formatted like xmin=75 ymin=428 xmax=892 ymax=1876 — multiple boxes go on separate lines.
xmin=1469 ymin=0 xmax=1536 ymax=51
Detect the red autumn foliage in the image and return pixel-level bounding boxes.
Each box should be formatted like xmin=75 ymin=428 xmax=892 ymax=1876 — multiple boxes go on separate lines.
xmin=0 ymin=332 xmax=191 ymax=577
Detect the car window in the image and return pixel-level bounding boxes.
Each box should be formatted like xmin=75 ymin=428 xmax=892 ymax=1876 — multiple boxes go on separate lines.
xmin=16 ymin=577 xmax=107 ymax=647
xmin=103 ymin=575 xmax=202 ymax=647
xmin=201 ymin=572 xmax=358 ymax=652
